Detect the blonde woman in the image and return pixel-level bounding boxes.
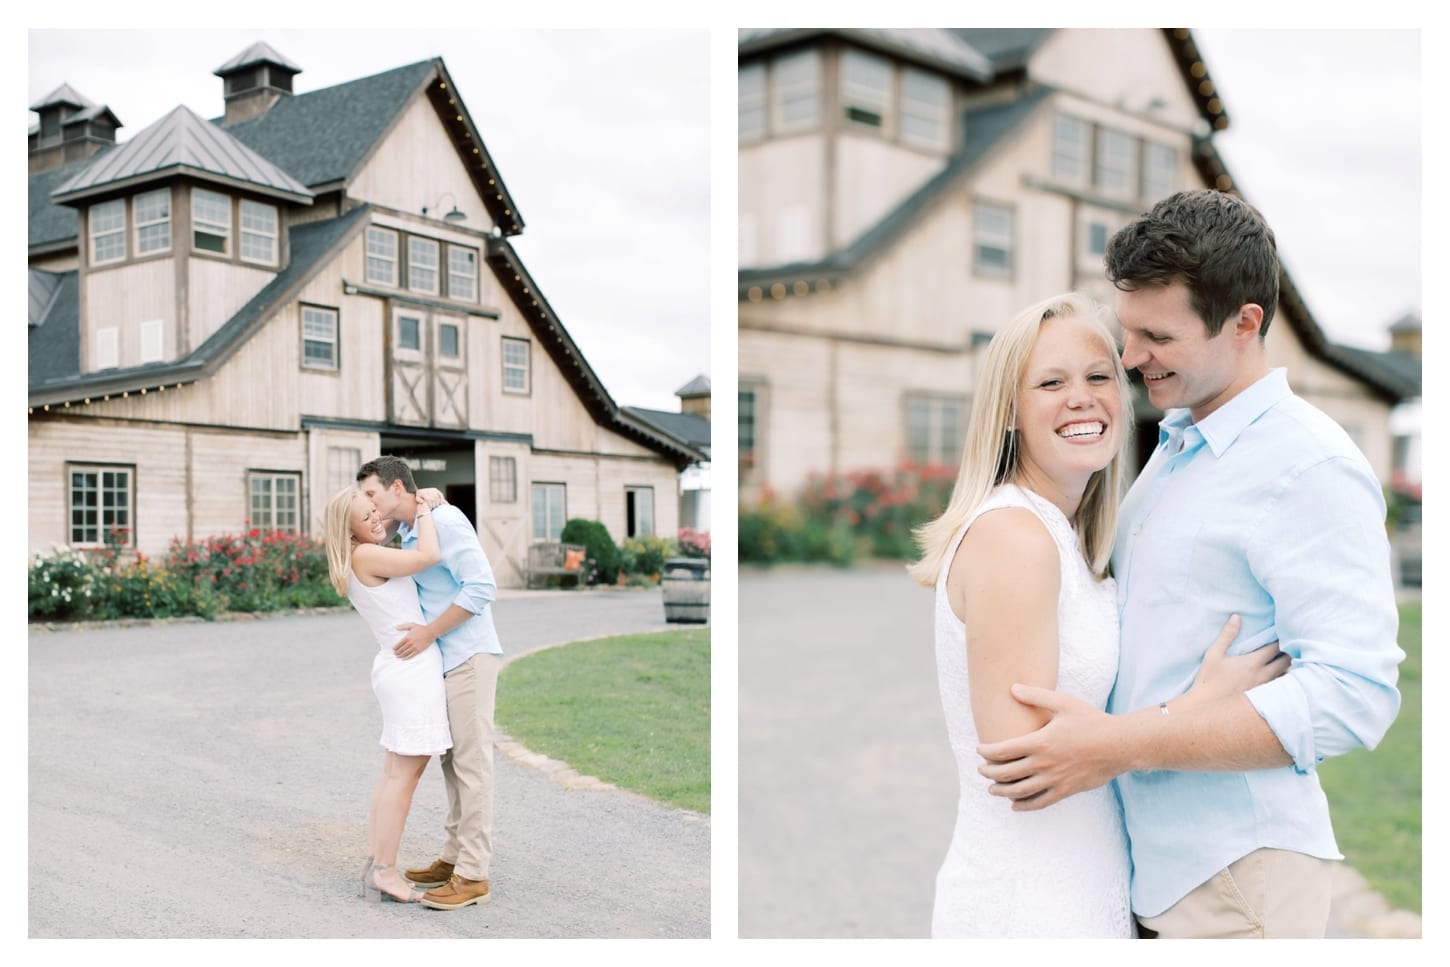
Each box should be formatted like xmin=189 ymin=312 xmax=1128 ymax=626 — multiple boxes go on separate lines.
xmin=324 ymin=486 xmax=452 ymax=903
xmin=910 ymin=293 xmax=1285 ymax=937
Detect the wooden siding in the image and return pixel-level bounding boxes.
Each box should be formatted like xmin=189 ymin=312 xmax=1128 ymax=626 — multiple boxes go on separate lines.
xmin=81 ymin=258 xmax=177 ymax=371
xmin=738 ymin=135 xmax=828 ymax=267
xmin=350 ymin=95 xmax=500 ymax=235
xmin=833 ymin=130 xmax=948 ymax=250
xmin=1030 ymin=29 xmax=1201 ymax=129
xmin=28 ymin=417 xmax=304 ymax=557
xmin=187 ymin=256 xmax=277 ymax=353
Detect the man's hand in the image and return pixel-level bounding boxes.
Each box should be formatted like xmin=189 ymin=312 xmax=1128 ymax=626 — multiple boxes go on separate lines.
xmin=975 ymin=685 xmax=1126 ymax=811
xmin=393 ymin=622 xmax=434 ymax=660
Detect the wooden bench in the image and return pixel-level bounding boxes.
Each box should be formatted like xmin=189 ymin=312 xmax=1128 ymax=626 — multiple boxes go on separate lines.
xmin=522 ymin=541 xmax=587 ymax=589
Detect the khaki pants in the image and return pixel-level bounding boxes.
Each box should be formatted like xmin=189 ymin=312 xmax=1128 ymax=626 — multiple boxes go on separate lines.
xmin=439 ymin=652 xmax=502 ymax=881
xmin=1137 ymin=848 xmax=1336 ymax=939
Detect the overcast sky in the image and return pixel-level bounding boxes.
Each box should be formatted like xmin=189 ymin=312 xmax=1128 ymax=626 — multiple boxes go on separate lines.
xmin=27 ymin=28 xmax=710 ymax=413
xmin=1190 ymin=28 xmax=1420 ymax=350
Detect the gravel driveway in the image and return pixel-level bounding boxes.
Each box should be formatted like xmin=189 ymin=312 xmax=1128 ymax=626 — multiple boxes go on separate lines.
xmin=29 ymin=587 xmax=709 ymax=939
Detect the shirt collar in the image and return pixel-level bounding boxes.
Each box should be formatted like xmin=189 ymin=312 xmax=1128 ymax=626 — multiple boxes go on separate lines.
xmin=1157 ymin=368 xmax=1290 ymax=458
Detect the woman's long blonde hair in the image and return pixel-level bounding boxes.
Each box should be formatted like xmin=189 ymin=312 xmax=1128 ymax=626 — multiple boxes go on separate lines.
xmin=323 ymin=486 xmax=363 ymax=596
xmin=908 ymin=292 xmax=1133 ymax=587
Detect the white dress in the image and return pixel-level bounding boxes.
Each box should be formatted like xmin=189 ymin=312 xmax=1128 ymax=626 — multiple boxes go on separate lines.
xmin=347 ymin=572 xmax=453 ymax=756
xmin=931 ymin=484 xmax=1132 ymax=938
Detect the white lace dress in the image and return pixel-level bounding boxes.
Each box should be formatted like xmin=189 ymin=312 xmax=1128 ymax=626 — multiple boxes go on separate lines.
xmin=931 ymin=484 xmax=1132 ymax=938
xmin=347 ymin=572 xmax=453 ymax=757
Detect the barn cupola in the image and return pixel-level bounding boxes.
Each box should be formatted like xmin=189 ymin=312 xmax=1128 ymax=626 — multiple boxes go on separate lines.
xmin=215 ymin=42 xmax=302 ymax=126
xmin=29 ymin=84 xmax=121 ymax=173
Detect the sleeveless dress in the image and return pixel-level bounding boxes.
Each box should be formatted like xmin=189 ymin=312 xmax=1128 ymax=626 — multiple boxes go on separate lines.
xmin=931 ymin=483 xmax=1132 ymax=938
xmin=347 ymin=572 xmax=453 ymax=756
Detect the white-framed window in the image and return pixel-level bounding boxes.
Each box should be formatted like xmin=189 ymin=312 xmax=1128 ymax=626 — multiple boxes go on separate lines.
xmin=134 ymin=188 xmax=171 ymax=255
xmin=447 ymin=246 xmax=477 ymax=301
xmin=438 ymin=321 xmax=461 ymax=360
xmin=1081 ymin=218 xmax=1112 ymax=260
xmin=240 ymin=199 xmax=278 ymax=265
xmin=772 ymin=48 xmax=821 ymax=133
xmin=1142 ymin=141 xmax=1178 ymax=202
xmin=972 ymin=202 xmax=1014 ymax=278
xmin=901 ymin=68 xmax=950 ymax=150
xmin=68 ymin=464 xmax=133 ymax=547
xmin=249 ymin=472 xmax=300 ymax=532
xmin=490 ymin=456 xmax=517 ymax=503
xmin=1051 ymin=115 xmax=1091 ymax=184
xmin=1095 ymin=128 xmax=1136 ymax=195
xmin=93 ymin=326 xmax=119 ymax=370
xmin=192 ymin=187 xmax=231 ymax=254
xmin=302 ymin=305 xmax=339 ymax=370
xmin=139 ymin=319 xmax=164 ymax=364
xmin=739 ymin=61 xmax=766 ymax=140
xmin=625 ymin=486 xmax=655 ymax=538
xmin=395 ymin=311 xmax=424 ymax=357
xmin=408 ymin=237 xmax=439 ymax=294
xmin=531 ymin=482 xmax=566 ymax=541
xmin=502 ymin=336 xmax=530 ymax=393
xmin=905 ymin=394 xmax=965 ymax=467
xmin=327 ymin=446 xmax=361 ymax=494
xmin=841 ymin=47 xmax=892 ymax=131
xmin=739 ymin=384 xmax=762 ymax=475
xmin=90 ymin=199 xmax=126 ymax=265
xmin=366 ymin=226 xmax=398 ymax=285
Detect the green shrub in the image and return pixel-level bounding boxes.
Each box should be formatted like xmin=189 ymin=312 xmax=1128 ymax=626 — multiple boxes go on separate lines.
xmin=560 ymin=518 xmax=621 ymax=585
xmin=28 ymin=547 xmax=98 ymax=620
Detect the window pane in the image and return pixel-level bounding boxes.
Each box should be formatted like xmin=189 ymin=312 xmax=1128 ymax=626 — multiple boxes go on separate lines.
xmin=366 ymin=227 xmax=398 ymax=285
xmin=439 ymin=323 xmax=459 ymax=358
xmin=973 ymin=203 xmax=1013 ymax=277
xmin=739 ymin=62 xmax=766 ymax=139
xmin=739 ymin=388 xmax=757 ymax=470
xmin=490 ymin=456 xmax=517 ymax=503
xmin=240 ymin=200 xmax=277 ymax=263
xmin=1052 ymin=116 xmax=1090 ymax=183
xmin=409 ymin=237 xmax=439 ymax=293
xmin=447 ymin=247 xmax=477 ymax=301
xmin=774 ymin=49 xmax=820 ymax=128
xmin=91 ymin=199 xmax=126 ymax=263
xmin=841 ymin=48 xmax=891 ymax=128
xmin=303 ymin=307 xmax=337 ymax=369
xmin=135 ymin=189 xmax=171 ymax=255
xmin=1095 ymin=129 xmax=1136 ymax=194
xmin=399 ymin=316 xmax=421 ymax=351
xmin=902 ymin=68 xmax=949 ymax=149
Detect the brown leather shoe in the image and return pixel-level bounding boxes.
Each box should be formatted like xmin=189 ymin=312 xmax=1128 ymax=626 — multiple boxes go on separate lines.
xmin=402 ymin=858 xmax=454 ymax=889
xmin=420 ymin=873 xmax=491 ymax=909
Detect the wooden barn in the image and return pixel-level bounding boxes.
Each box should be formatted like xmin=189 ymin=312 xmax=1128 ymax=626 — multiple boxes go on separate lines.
xmin=28 ymin=42 xmax=705 ymax=586
xmin=737 ymin=28 xmax=1420 ymax=497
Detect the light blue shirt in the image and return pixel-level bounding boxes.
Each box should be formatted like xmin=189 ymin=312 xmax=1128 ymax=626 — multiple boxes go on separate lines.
xmin=1109 ymin=368 xmax=1402 ymax=918
xmin=399 ymin=504 xmax=503 ymax=672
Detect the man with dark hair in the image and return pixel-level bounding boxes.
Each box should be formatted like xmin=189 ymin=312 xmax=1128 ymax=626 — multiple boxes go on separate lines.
xmin=977 ymin=189 xmax=1403 ymax=938
xmin=357 ymin=455 xmax=502 ymax=910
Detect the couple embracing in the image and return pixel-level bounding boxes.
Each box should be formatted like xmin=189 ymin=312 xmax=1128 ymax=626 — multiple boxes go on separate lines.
xmin=915 ymin=190 xmax=1404 ymax=938
xmin=322 ymin=455 xmax=501 ymax=909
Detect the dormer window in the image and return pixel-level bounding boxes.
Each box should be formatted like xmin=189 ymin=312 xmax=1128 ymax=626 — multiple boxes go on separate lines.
xmin=408 ymin=237 xmax=440 ymax=294
xmin=89 ymin=199 xmax=126 ymax=265
xmin=841 ymin=49 xmax=892 ymax=130
xmin=240 ymin=199 xmax=278 ymax=265
xmin=772 ymin=49 xmax=821 ymax=133
xmin=901 ymin=68 xmax=949 ymax=151
xmin=366 ymin=227 xmax=399 ymax=285
xmin=192 ymin=187 xmax=230 ymax=254
xmin=134 ymin=188 xmax=171 ymax=255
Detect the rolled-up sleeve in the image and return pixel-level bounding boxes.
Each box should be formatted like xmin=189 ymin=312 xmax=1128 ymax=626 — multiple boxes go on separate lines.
xmin=1243 ymin=456 xmax=1404 ymax=772
xmin=435 ymin=506 xmax=496 ymax=615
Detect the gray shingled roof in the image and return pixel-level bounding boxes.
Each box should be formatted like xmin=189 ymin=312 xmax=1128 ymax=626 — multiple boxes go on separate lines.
xmin=740 ymin=85 xmax=1052 ymax=286
xmin=28 ymin=206 xmax=369 ymax=400
xmin=949 ymin=29 xmax=1053 ymax=71
xmin=221 ymin=60 xmax=435 ymax=190
xmin=28 ymin=271 xmax=80 ymax=385
xmin=52 ymin=104 xmax=313 ymax=205
xmin=1322 ymin=344 xmax=1421 ymax=400
xmin=739 ymin=28 xmax=993 ymax=81
xmin=624 ymin=407 xmax=711 ymax=451
xmin=29 ymin=156 xmax=100 ymax=249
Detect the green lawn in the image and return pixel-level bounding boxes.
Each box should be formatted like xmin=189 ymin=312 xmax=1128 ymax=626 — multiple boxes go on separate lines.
xmin=1318 ymin=600 xmax=1421 ymax=912
xmin=496 ymin=628 xmax=710 ymax=813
